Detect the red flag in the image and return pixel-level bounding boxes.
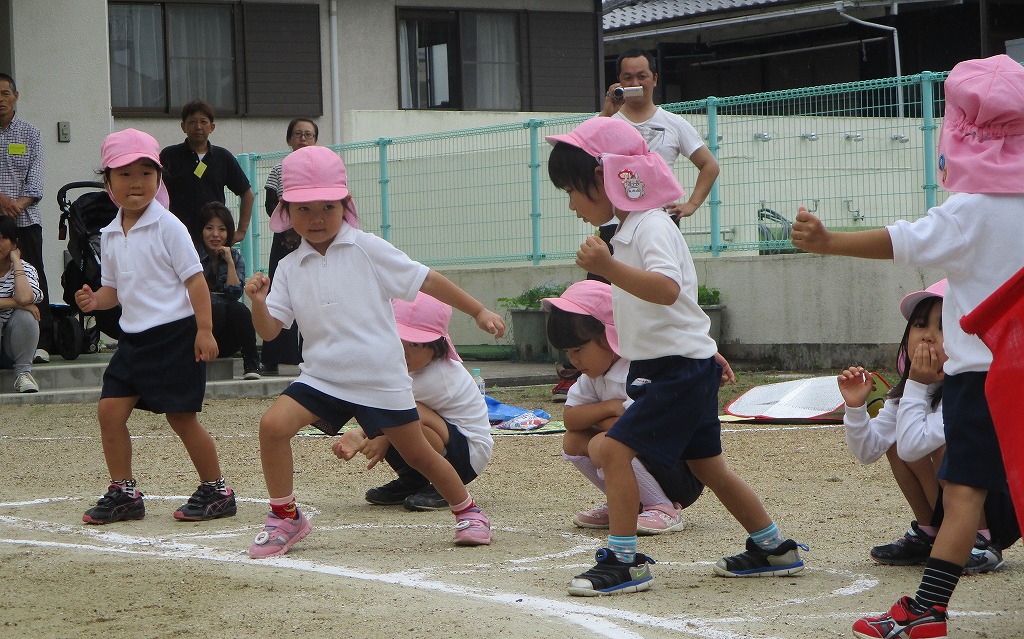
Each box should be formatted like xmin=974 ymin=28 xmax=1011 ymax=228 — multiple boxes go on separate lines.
xmin=960 ymin=267 xmax=1024 ymax=535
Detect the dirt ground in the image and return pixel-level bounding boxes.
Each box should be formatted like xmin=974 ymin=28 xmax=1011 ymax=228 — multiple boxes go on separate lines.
xmin=1 ymin=385 xmax=1021 ymax=639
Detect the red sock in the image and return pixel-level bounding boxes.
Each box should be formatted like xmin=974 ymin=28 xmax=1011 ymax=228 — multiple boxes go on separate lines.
xmin=270 ymin=496 xmax=298 ymax=520
xmin=451 ymin=495 xmax=476 ymax=515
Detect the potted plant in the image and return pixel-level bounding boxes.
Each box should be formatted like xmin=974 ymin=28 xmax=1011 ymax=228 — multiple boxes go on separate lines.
xmin=498 ymin=281 xmax=569 ymax=362
xmin=698 ymin=284 xmax=724 ymax=344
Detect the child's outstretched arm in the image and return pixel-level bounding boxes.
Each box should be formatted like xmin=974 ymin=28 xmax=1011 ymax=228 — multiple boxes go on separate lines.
xmin=420 ymin=270 xmax=506 ymax=338
xmin=245 ymin=272 xmax=285 ymax=341
xmin=791 ymin=206 xmax=894 ymax=259
xmin=184 ymin=272 xmax=220 ymax=362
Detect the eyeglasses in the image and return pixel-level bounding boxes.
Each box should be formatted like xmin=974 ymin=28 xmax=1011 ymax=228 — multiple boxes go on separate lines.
xmin=291 ymin=131 xmax=316 ymax=140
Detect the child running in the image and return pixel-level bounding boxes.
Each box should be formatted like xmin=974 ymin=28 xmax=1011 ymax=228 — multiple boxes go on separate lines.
xmin=76 ymin=128 xmax=237 ymax=524
xmin=244 ymin=146 xmax=504 ymax=558
xmin=333 ymin=292 xmax=493 ymax=512
xmin=543 ymin=279 xmax=704 ymax=535
xmin=546 ymin=116 xmax=805 ymax=596
xmin=792 ymin=54 xmax=1024 ymax=638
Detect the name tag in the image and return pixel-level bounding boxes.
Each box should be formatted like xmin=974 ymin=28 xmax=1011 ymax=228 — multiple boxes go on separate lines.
xmin=7 ymin=143 xmax=27 ymax=156
xmin=194 ymin=161 xmax=208 ymax=178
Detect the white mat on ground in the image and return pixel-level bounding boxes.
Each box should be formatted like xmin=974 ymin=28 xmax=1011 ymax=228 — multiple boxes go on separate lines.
xmin=724 ymin=373 xmax=889 ymax=423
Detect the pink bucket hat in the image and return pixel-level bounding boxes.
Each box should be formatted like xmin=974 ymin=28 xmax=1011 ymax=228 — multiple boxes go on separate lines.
xmin=938 ymin=54 xmax=1024 ymax=194
xmin=269 ymin=146 xmax=359 ymax=232
xmin=100 ymin=128 xmax=169 ymax=208
xmin=393 ymin=293 xmax=462 ymax=362
xmin=541 ymin=280 xmax=620 ymax=355
xmin=545 ymin=117 xmax=685 ymax=211
xmin=899 ymin=279 xmax=947 ymax=320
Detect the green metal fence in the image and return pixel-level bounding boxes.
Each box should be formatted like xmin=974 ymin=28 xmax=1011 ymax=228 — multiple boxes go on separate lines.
xmin=234 ymin=70 xmax=950 ymax=273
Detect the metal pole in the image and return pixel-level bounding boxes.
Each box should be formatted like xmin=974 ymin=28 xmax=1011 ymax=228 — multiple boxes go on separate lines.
xmin=706 ymin=97 xmax=723 ymax=257
xmin=238 ymin=153 xmax=257 ymax=274
xmin=528 ymin=119 xmax=543 ymax=265
xmin=378 ymin=139 xmax=392 ymax=241
xmin=920 ymin=72 xmax=939 ymax=210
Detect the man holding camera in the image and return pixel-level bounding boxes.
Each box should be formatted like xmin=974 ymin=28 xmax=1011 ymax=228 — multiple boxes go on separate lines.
xmin=600 ymin=49 xmax=720 ymax=221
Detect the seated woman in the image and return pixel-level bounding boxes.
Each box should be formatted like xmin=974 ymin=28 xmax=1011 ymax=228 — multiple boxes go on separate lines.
xmin=198 ymin=202 xmax=261 ymax=379
xmin=0 ymin=216 xmax=43 ymax=392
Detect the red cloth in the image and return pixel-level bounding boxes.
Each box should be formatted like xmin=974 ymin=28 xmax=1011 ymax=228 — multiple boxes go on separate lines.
xmin=960 ymin=267 xmax=1024 ymax=536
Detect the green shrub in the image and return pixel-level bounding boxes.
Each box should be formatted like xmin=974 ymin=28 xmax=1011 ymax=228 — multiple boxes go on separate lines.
xmin=497 ymin=281 xmax=571 ymax=310
xmin=698 ymin=284 xmax=721 ymax=306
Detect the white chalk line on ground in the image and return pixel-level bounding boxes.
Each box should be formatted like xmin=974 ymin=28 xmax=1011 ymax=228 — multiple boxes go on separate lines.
xmin=0 ymin=497 xmax=907 ymax=639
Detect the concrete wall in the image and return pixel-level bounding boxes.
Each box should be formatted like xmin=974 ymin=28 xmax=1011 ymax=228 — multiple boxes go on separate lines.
xmin=439 ymin=254 xmax=945 ymax=370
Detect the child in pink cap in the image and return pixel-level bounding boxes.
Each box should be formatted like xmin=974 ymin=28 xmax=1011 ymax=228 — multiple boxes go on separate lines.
xmin=245 ymin=146 xmax=504 ymax=557
xmin=75 ymin=128 xmax=237 ymax=525
xmin=543 ymin=280 xmax=704 ymax=537
xmin=546 ymin=116 xmax=805 ymax=596
xmin=793 ymin=54 xmax=1024 ymax=638
xmin=332 ymin=292 xmax=493 ymax=520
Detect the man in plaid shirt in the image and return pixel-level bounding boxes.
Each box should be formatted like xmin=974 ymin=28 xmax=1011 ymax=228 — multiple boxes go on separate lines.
xmin=0 ymin=72 xmax=50 ymax=361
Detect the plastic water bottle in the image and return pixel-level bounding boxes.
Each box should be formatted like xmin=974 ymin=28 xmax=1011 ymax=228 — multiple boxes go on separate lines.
xmin=471 ymin=368 xmax=486 ymax=395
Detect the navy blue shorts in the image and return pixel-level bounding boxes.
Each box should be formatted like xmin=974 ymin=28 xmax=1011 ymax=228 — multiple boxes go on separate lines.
xmin=283 ymin=382 xmax=419 ymax=437
xmin=638 ymin=455 xmax=704 ymax=508
xmin=382 ymin=418 xmax=478 ymax=486
xmin=100 ymin=316 xmax=205 ymax=414
xmin=607 ymin=355 xmax=722 ymax=468
xmin=939 ymin=372 xmax=1008 ymax=490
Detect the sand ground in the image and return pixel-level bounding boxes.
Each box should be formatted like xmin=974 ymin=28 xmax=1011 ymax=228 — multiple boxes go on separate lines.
xmin=1 ymin=389 xmax=1021 ymax=639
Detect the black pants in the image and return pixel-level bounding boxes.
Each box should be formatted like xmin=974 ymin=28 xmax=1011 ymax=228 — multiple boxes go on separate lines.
xmin=211 ymin=299 xmax=260 ymax=372
xmin=16 ymin=224 xmax=53 ymax=352
xmin=261 ymin=231 xmax=301 ymax=367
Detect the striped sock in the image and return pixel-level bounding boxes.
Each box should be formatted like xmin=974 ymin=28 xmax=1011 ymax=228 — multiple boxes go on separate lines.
xmin=201 ymin=477 xmax=228 ymax=494
xmin=914 ymin=557 xmax=962 ymax=610
xmin=114 ymin=478 xmax=138 ymax=498
xmin=608 ymin=535 xmax=637 ymax=563
xmin=750 ymin=522 xmax=785 ymax=550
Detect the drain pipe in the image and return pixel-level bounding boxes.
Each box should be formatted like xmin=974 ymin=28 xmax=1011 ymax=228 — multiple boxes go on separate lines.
xmin=329 ymin=0 xmax=342 ymax=145
xmin=835 ymin=1 xmax=903 ymax=117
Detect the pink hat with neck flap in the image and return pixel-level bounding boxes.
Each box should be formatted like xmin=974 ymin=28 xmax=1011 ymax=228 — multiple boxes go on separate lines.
xmin=393 ymin=293 xmax=462 ymax=362
xmin=541 ymin=279 xmax=620 ymax=355
xmin=270 ymin=145 xmax=359 ymax=232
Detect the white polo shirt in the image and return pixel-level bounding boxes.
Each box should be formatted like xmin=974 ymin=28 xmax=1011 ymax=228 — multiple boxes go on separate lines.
xmin=609 ymin=208 xmax=716 ymax=361
xmin=410 ymin=357 xmax=493 ymax=474
xmin=614 ymin=107 xmax=705 ymax=167
xmin=100 ymin=200 xmax=202 ymax=333
xmin=268 ymin=223 xmax=429 ymax=409
xmin=565 ymin=356 xmax=633 ymax=411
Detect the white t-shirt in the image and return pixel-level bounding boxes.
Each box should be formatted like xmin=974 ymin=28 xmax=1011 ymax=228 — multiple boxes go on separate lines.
xmin=410 ymin=357 xmax=493 ymax=474
xmin=268 ymin=223 xmax=429 ymax=408
xmin=888 ymin=192 xmax=1024 ymax=374
xmin=843 ymin=380 xmax=944 ymax=464
xmin=609 ymin=208 xmax=716 ymax=361
xmin=613 ymin=107 xmax=705 ymax=167
xmin=565 ymin=356 xmax=633 ymax=411
xmin=100 ymin=200 xmax=202 ymax=333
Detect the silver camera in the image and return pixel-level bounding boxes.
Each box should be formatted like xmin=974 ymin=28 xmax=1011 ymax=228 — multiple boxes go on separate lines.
xmin=612 ymin=86 xmax=644 ymax=100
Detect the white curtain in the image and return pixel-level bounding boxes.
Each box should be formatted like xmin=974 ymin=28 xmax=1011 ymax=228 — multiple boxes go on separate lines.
xmin=166 ymin=5 xmax=235 ymax=111
xmin=461 ymin=13 xmax=520 ymax=110
xmin=108 ymin=4 xmax=165 ymax=109
xmin=399 ymin=20 xmax=413 ymax=109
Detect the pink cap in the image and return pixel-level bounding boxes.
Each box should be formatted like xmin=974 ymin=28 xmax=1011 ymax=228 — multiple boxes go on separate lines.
xmin=545 ymin=117 xmax=685 ymax=212
xmin=269 ymin=146 xmax=358 ymax=232
xmin=899 ymin=279 xmax=947 ymax=320
xmin=100 ymin=128 xmax=169 ymax=208
xmin=938 ymin=54 xmax=1024 ymax=194
xmin=541 ymin=280 xmax=619 ymax=355
xmin=393 ymin=293 xmax=461 ymax=362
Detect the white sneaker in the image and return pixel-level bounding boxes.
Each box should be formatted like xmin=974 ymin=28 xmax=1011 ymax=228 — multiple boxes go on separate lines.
xmin=14 ymin=372 xmax=39 ymax=393
xmin=33 ymin=349 xmax=50 ymax=364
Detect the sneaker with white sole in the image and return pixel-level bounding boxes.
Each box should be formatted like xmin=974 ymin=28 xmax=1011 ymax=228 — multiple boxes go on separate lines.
xmin=568 ymin=548 xmax=655 ymax=596
xmin=249 ymin=511 xmax=312 ymax=558
xmin=14 ymin=372 xmax=39 ymax=393
xmin=714 ymin=537 xmax=808 ymax=577
xmin=573 ymin=502 xmax=610 ymax=529
xmin=637 ymin=502 xmax=684 ymax=535
xmin=964 ymin=534 xmax=1006 ymax=574
xmin=33 ymin=349 xmax=50 ymax=364
xmin=454 ymin=508 xmax=492 ymax=546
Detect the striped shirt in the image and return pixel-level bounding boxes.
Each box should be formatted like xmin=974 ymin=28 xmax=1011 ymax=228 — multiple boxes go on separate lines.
xmin=0 ymin=115 xmax=45 ymax=227
xmin=0 ymin=260 xmax=43 ymax=324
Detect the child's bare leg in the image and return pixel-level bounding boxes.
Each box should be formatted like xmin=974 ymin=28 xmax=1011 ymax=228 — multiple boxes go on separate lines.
xmin=258 ymin=395 xmax=317 ymax=498
xmin=385 ymin=422 xmax=468 ymax=506
xmin=688 ymin=455 xmax=772 ymax=533
xmin=166 ymin=412 xmax=222 ymax=481
xmin=415 ymin=402 xmax=449 ymax=454
xmin=562 ymin=428 xmax=597 ymax=456
xmin=886 ymin=445 xmax=937 ymax=524
xmin=932 ymin=483 xmax=987 ymax=564
xmin=97 ymin=396 xmax=138 ymax=480
xmin=596 ymin=436 xmax=640 ymax=537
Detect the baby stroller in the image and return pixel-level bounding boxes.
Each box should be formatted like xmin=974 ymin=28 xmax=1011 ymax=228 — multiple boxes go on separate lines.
xmin=54 ymin=181 xmax=122 ymax=360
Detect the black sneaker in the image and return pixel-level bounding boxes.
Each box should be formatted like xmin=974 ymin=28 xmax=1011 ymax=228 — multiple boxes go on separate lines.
xmin=403 ymin=485 xmax=450 ymax=511
xmin=83 ymin=484 xmax=145 ymax=524
xmin=964 ymin=534 xmax=1006 ymax=574
xmin=174 ymin=484 xmax=238 ymax=521
xmin=365 ymin=476 xmax=429 ymax=505
xmin=568 ymin=548 xmax=655 ymax=596
xmin=870 ymin=520 xmax=934 ymax=565
xmin=714 ymin=538 xmax=807 ymax=577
